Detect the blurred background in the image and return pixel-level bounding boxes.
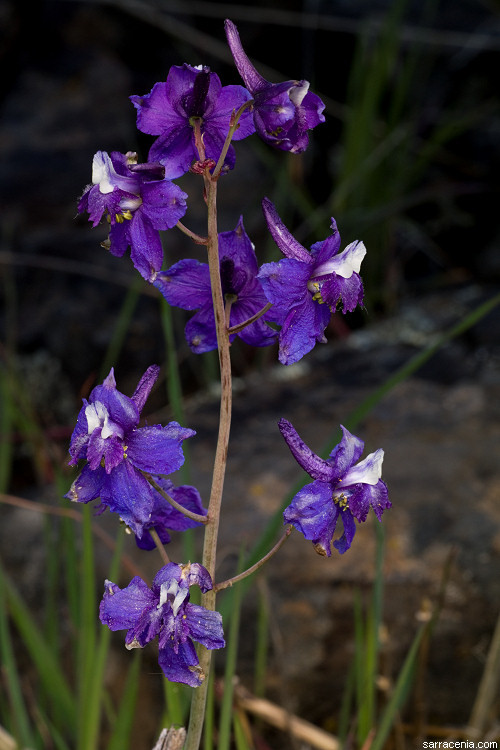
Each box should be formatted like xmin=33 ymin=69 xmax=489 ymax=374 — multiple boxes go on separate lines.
xmin=1 ymin=1 xmax=500 ymax=748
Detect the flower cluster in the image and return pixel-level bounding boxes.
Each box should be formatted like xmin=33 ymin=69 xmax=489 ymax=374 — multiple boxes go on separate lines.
xmin=100 ymin=562 xmax=225 ymax=686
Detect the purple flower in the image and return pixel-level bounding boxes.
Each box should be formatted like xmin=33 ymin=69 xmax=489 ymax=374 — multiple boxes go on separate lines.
xmin=280 ymin=419 xmax=390 ymax=556
xmin=100 ymin=562 xmax=225 ymax=687
xmin=130 ymin=64 xmax=255 ymax=178
xmin=225 ymin=20 xmax=325 ymax=153
xmin=65 ymin=366 xmax=195 ymax=537
xmin=154 ymin=217 xmax=277 ymax=353
xmin=258 ymin=198 xmax=366 ymax=365
xmin=78 ymin=151 xmax=188 ymax=282
xmin=135 ymin=479 xmax=207 ymax=551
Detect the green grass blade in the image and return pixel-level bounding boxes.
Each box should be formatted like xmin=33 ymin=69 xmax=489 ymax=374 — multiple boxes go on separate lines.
xmin=369 ymin=625 xmax=427 ymax=750
xmin=100 ymin=276 xmax=142 ymax=380
xmin=0 ymin=563 xmax=37 ymax=748
xmin=79 ymin=527 xmax=126 ymax=750
xmin=254 ymin=581 xmax=270 ymax=698
xmin=106 ymin=650 xmax=142 ymax=750
xmin=203 ymin=666 xmax=215 ymax=750
xmin=0 ymin=563 xmax=76 ymax=729
xmin=77 ymin=505 xmax=99 ymax=750
xmin=233 ymin=712 xmax=252 ymax=750
xmin=162 ymin=679 xmax=191 ymax=728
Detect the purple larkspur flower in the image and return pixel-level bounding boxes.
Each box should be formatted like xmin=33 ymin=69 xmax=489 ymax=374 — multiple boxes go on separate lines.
xmin=280 ymin=419 xmax=390 ymax=555
xmin=258 ymin=198 xmax=366 ymax=365
xmin=78 ymin=151 xmax=187 ymax=282
xmin=130 ymin=64 xmax=255 ymax=178
xmin=65 ymin=366 xmax=195 ymax=537
xmin=99 ymin=562 xmax=225 ymax=686
xmin=134 ymin=479 xmax=207 ymax=551
xmin=154 ymin=217 xmax=277 ymax=353
xmin=225 ymin=20 xmax=325 ymax=153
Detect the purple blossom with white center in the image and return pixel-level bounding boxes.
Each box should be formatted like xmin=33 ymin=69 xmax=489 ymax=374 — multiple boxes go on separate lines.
xmin=257 ymin=198 xmax=366 ymax=365
xmin=279 ymin=419 xmax=390 ymax=555
xmin=130 ymin=64 xmax=255 ymax=178
xmin=134 ymin=479 xmax=207 ymax=551
xmin=225 ymin=19 xmax=325 ymax=153
xmin=78 ymin=150 xmax=188 ymax=282
xmin=154 ymin=217 xmax=277 ymax=354
xmin=99 ymin=562 xmax=225 ymax=686
xmin=65 ymin=366 xmax=195 ymax=537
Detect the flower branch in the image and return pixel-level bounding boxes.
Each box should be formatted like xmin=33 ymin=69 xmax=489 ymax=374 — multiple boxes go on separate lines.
xmin=212 ymin=99 xmax=254 ymax=179
xmin=227 ymin=301 xmax=273 ymax=334
xmin=144 ymin=473 xmax=209 ymax=525
xmin=176 ymin=220 xmax=208 ymax=245
xmin=148 ymin=527 xmax=170 ymax=565
xmin=214 ymin=526 xmax=293 ymax=592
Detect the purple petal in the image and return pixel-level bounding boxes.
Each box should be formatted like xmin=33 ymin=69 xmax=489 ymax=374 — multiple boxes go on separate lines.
xmin=348 ymin=480 xmax=390 ymax=523
xmin=262 ymin=199 xmax=312 ymax=263
xmin=90 ymin=371 xmax=139 ymax=433
xmin=99 ymin=576 xmax=156 ymax=631
xmin=86 ymin=428 xmax=124 ymax=473
xmin=310 ymin=222 xmax=341 ymax=266
xmin=184 ymin=307 xmax=218 ymax=353
xmin=224 ymin=19 xmax=267 ymax=93
xmin=327 ymin=425 xmax=365 ymax=481
xmin=158 ymin=639 xmax=203 ymax=687
xmin=128 ymin=212 xmax=164 ymax=282
xmin=278 ymin=419 xmax=336 ymax=481
xmin=219 ymin=216 xmax=258 ymax=276
xmin=68 ymin=401 xmax=91 ymax=464
xmin=131 ymin=365 xmax=160 ymax=414
xmin=100 ymin=461 xmax=156 ymax=537
xmin=211 ymin=85 xmax=255 ymax=140
xmin=277 ymin=297 xmax=331 ymax=365
xmin=126 ymin=422 xmax=195 ymax=475
xmin=319 ymin=272 xmax=364 ymax=312
xmin=332 ymin=509 xmax=357 ymax=554
xmin=154 ymin=260 xmax=211 ymax=311
xmin=257 ymin=258 xmax=312 ymax=317
xmin=65 ymin=463 xmax=105 ymax=503
xmin=108 ymin=221 xmax=130 ymax=258
xmin=130 ymin=82 xmax=185 ymax=136
xmin=283 ymin=480 xmax=340 ymax=557
xmin=140 ymin=180 xmax=188 ymax=230
xmin=184 ymin=604 xmax=225 ymax=649
xmin=148 ymin=127 xmax=197 ymax=178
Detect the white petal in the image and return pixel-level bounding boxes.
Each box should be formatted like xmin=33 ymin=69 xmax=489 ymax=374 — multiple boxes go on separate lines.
xmin=92 ymin=151 xmax=117 ymax=194
xmin=313 ymin=240 xmax=366 ymax=280
xmin=343 ymin=448 xmax=384 ymax=486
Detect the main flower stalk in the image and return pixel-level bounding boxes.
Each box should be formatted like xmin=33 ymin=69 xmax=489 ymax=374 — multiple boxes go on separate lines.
xmin=185 ymin=162 xmax=232 ymax=750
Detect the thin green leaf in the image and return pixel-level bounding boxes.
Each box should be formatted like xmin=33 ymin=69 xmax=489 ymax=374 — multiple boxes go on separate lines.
xmin=0 ymin=563 xmax=76 ymax=729
xmin=106 ymin=650 xmax=142 ymax=750
xmin=0 ymin=564 xmax=37 ymax=748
